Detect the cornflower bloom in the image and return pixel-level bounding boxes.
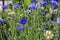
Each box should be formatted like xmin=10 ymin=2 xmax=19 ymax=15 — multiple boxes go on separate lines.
xmin=13 ymin=4 xmax=20 ymax=8
xmin=19 ymin=18 xmax=28 ymax=25
xmin=17 ymin=25 xmax=23 ymax=30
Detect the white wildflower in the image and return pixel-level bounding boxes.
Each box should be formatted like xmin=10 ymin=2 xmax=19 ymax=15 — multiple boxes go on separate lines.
xmin=44 ymin=30 xmax=54 ymax=40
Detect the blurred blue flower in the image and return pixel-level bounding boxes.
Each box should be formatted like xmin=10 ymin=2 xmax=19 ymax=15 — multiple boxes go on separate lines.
xmin=2 ymin=5 xmax=8 ymax=9
xmin=19 ymin=18 xmax=28 ymax=25
xmin=41 ymin=12 xmax=46 ymax=15
xmin=57 ymin=17 xmax=60 ymax=24
xmin=0 ymin=19 xmax=5 ymax=23
xmin=50 ymin=0 xmax=58 ymax=6
xmin=29 ymin=3 xmax=35 ymax=9
xmin=50 ymin=0 xmax=54 ymax=1
xmin=36 ymin=0 xmax=39 ymax=2
xmin=13 ymin=4 xmax=20 ymax=8
xmin=49 ymin=20 xmax=54 ymax=24
xmin=17 ymin=25 xmax=23 ymax=30
xmin=44 ymin=0 xmax=49 ymax=3
xmin=29 ymin=3 xmax=40 ymax=10
xmin=40 ymin=1 xmax=47 ymax=6
xmin=35 ymin=4 xmax=40 ymax=10
xmin=31 ymin=0 xmax=39 ymax=2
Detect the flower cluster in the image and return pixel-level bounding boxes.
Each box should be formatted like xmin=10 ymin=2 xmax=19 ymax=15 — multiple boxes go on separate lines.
xmin=29 ymin=3 xmax=40 ymax=10
xmin=2 ymin=4 xmax=20 ymax=9
xmin=50 ymin=0 xmax=58 ymax=7
xmin=29 ymin=0 xmax=40 ymax=10
xmin=17 ymin=17 xmax=28 ymax=30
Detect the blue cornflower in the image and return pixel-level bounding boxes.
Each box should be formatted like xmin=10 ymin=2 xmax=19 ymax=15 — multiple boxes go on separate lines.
xmin=0 ymin=19 xmax=5 ymax=23
xmin=19 ymin=18 xmax=28 ymax=25
xmin=57 ymin=17 xmax=60 ymax=24
xmin=41 ymin=12 xmax=46 ymax=15
xmin=49 ymin=20 xmax=54 ymax=24
xmin=29 ymin=3 xmax=36 ymax=9
xmin=13 ymin=4 xmax=20 ymax=8
xmin=40 ymin=1 xmax=47 ymax=6
xmin=17 ymin=25 xmax=23 ymax=30
xmin=35 ymin=4 xmax=40 ymax=10
xmin=50 ymin=1 xmax=58 ymax=6
xmin=2 ymin=5 xmax=8 ymax=9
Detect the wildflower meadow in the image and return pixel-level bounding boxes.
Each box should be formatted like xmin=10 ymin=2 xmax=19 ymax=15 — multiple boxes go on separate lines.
xmin=0 ymin=0 xmax=60 ymax=40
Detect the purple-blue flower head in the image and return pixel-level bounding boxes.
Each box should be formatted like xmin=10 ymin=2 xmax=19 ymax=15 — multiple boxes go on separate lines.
xmin=57 ymin=17 xmax=60 ymax=24
xmin=2 ymin=5 xmax=8 ymax=9
xmin=17 ymin=25 xmax=23 ymax=30
xmin=50 ymin=0 xmax=58 ymax=6
xmin=35 ymin=4 xmax=40 ymax=10
xmin=13 ymin=4 xmax=20 ymax=8
xmin=19 ymin=18 xmax=28 ymax=25
xmin=29 ymin=3 xmax=35 ymax=9
xmin=41 ymin=12 xmax=46 ymax=15
xmin=49 ymin=20 xmax=54 ymax=24
xmin=29 ymin=3 xmax=40 ymax=10
xmin=0 ymin=19 xmax=5 ymax=23
xmin=40 ymin=1 xmax=47 ymax=6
